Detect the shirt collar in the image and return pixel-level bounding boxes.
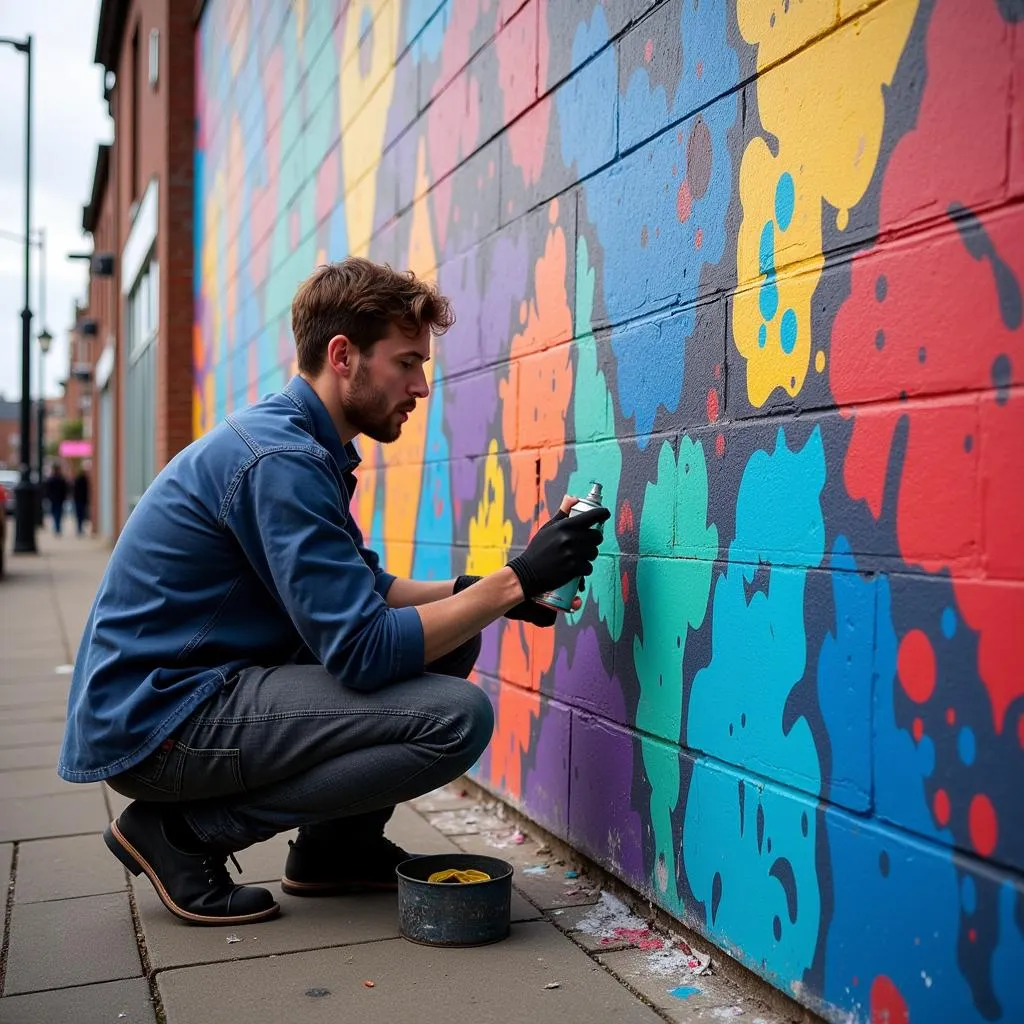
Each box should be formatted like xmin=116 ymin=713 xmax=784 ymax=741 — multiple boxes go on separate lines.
xmin=283 ymin=375 xmax=361 ymax=472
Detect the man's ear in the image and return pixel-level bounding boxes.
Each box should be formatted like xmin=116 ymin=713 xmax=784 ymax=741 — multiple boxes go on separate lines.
xmin=326 ymin=334 xmax=353 ymax=377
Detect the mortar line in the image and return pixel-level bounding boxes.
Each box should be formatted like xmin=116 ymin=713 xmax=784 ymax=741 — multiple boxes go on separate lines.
xmin=0 ymin=842 xmax=19 ymax=997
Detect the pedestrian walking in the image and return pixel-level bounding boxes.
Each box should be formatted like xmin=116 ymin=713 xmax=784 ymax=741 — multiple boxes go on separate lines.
xmin=73 ymin=465 xmax=91 ymax=536
xmin=45 ymin=464 xmax=69 ymax=536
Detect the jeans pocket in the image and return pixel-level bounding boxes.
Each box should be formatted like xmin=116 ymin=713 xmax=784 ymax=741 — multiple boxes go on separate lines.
xmin=119 ymin=740 xmax=186 ymax=798
xmin=177 ymin=746 xmax=246 ymax=801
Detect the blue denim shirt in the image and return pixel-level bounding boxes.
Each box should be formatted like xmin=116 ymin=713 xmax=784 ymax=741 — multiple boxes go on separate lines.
xmin=58 ymin=376 xmax=425 ymax=782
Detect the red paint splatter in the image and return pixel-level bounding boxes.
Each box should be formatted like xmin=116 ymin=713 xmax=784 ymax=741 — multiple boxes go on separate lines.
xmin=643 ymin=38 xmax=654 ymax=62
xmin=706 ymin=389 xmax=719 ymax=423
xmin=829 ymin=0 xmax=1024 ymax=736
xmin=946 ymin=707 xmax=956 ymax=726
xmin=715 ymin=433 xmax=725 ymax=458
xmin=968 ymin=794 xmax=998 ymax=856
xmin=640 ymin=225 xmax=649 ymax=248
xmin=912 ymin=717 xmax=924 ymax=742
xmin=897 ymin=630 xmax=936 ymax=703
xmin=714 ymin=363 xmax=722 ymax=379
xmin=1018 ymin=714 xmax=1024 ymax=748
xmin=676 ymin=180 xmax=692 ymax=222
xmin=933 ymin=789 xmax=951 ymax=826
xmin=621 ymin=570 xmax=630 ymax=606
xmin=695 ymin=227 xmax=703 ymax=249
xmin=696 ymin=60 xmax=704 ymax=79
xmin=617 ymin=499 xmax=635 ymax=537
xmin=969 ymin=928 xmax=977 ymax=942
xmin=870 ymin=975 xmax=909 ymax=1024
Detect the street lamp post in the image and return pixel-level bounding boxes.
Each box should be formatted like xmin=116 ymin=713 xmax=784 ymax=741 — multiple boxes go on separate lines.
xmin=37 ymin=327 xmax=52 ymax=525
xmin=1 ymin=33 xmax=36 ymax=553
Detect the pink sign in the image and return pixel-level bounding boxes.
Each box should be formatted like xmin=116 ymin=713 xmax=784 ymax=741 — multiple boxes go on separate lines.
xmin=58 ymin=440 xmax=92 ymax=458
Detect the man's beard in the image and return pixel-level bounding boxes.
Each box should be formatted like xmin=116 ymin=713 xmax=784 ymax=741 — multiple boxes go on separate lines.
xmin=341 ymin=361 xmax=405 ymax=443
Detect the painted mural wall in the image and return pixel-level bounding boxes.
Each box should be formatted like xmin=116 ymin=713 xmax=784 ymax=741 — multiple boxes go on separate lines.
xmin=194 ymin=0 xmax=1024 ymax=1019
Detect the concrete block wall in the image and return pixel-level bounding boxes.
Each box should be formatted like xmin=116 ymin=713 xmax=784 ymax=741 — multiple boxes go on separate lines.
xmin=193 ymin=1 xmax=1024 ymax=1020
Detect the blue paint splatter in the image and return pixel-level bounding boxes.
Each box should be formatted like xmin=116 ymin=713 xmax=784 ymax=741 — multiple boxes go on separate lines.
xmin=758 ymin=323 xmax=767 ymax=348
xmin=942 ymin=606 xmax=957 ymax=639
xmin=668 ymin=986 xmax=701 ymax=1000
xmin=572 ymin=1 xmax=738 ymax=444
xmin=780 ymin=309 xmax=798 ymax=354
xmin=958 ymin=726 xmax=976 ymax=767
xmin=962 ymin=874 xmax=977 ymax=915
xmin=775 ymin=172 xmax=795 ymax=231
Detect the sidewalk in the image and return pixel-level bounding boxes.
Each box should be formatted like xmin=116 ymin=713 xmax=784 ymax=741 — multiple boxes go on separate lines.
xmin=0 ymin=531 xmax=813 ymax=1024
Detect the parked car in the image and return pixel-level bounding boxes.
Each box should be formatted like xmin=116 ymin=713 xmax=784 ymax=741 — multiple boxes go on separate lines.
xmin=0 ymin=469 xmax=17 ymax=518
xmin=0 ymin=470 xmax=14 ymax=578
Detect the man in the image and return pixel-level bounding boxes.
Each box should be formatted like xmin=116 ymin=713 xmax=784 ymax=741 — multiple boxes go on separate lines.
xmin=59 ymin=258 xmax=608 ymax=926
xmin=45 ymin=463 xmax=69 ymax=535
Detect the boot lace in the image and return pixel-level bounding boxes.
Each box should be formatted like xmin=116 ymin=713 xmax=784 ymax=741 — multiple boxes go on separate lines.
xmin=202 ymin=852 xmax=243 ymax=891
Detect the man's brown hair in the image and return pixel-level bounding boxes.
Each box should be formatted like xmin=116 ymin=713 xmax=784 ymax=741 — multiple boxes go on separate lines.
xmin=291 ymin=258 xmax=455 ymax=374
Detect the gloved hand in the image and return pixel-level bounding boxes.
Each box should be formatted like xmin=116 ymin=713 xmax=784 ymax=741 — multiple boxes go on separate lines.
xmin=454 ymin=508 xmax=576 ymax=626
xmin=506 ymin=505 xmax=609 ymax=599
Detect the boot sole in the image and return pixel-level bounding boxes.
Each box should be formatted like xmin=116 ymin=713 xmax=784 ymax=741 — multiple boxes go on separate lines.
xmin=280 ymin=876 xmax=398 ymax=897
xmin=104 ymin=820 xmax=281 ymax=926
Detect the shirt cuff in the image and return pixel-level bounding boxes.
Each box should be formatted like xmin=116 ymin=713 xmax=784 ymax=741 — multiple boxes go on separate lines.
xmin=375 ymin=570 xmax=396 ymax=598
xmin=391 ymin=604 xmax=425 ymax=679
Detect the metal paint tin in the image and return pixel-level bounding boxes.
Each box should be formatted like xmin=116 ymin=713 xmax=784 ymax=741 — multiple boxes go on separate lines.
xmin=396 ymin=853 xmax=513 ymax=947
xmin=534 ymin=481 xmax=604 ymax=612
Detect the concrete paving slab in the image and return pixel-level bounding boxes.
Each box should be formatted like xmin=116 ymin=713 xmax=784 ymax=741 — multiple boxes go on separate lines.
xmin=422 ymin=805 xmax=507 ymax=835
xmin=0 ymin=683 xmax=70 ymax=709
xmin=1 ymin=841 xmax=12 ymax=887
xmin=134 ymin=872 xmax=541 ymax=970
xmin=598 ymin=946 xmax=786 ymax=1023
xmin=410 ymin=783 xmax=478 ymax=813
xmin=3 ymin=891 xmax=142 ymax=994
xmin=386 ymin=802 xmax=463 ymax=856
xmin=0 ymin=721 xmax=66 ymax=750
xmin=0 ymin=744 xmax=62 ymax=772
xmin=0 ymin=977 xmax=156 ymax=1024
xmin=0 ymin=767 xmax=87 ymax=801
xmin=0 ymin=704 xmax=70 ymax=725
xmin=156 ymin=921 xmax=664 ymax=1024
xmin=16 ymin=834 xmax=128 ymax=903
xmin=0 ymin=786 xmax=110 ymax=842
xmin=451 ymin=832 xmax=601 ymax=911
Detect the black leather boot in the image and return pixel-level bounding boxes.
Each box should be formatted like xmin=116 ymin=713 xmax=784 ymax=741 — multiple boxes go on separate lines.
xmin=282 ymin=820 xmax=413 ymax=896
xmin=104 ymin=802 xmax=280 ymax=925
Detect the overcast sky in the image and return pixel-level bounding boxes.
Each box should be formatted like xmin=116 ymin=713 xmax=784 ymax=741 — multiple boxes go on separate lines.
xmin=0 ymin=0 xmax=112 ymax=403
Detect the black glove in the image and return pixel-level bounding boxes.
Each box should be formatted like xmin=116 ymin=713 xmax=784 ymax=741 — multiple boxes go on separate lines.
xmin=506 ymin=505 xmax=609 ymax=599
xmin=454 ymin=508 xmax=575 ymax=626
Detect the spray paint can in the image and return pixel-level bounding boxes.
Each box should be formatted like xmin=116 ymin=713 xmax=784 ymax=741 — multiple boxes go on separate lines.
xmin=534 ymin=481 xmax=605 ymax=613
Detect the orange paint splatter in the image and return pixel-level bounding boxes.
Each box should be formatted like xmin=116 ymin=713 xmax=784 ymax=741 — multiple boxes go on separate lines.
xmin=715 ymin=433 xmax=725 ymax=457
xmin=499 ymin=211 xmax=573 ymax=524
xmin=706 ymin=389 xmax=719 ymax=423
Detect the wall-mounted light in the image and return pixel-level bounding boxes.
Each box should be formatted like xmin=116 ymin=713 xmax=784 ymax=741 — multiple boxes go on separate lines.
xmin=148 ymin=29 xmax=159 ymax=88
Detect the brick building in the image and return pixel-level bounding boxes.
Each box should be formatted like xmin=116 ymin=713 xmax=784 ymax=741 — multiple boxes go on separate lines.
xmin=78 ymin=0 xmax=194 ymax=540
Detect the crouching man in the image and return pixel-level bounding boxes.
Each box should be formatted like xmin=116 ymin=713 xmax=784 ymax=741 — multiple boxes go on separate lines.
xmin=58 ymin=258 xmax=608 ymax=925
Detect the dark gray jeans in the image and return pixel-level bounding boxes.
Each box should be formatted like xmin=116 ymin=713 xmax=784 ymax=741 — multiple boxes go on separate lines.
xmin=106 ymin=637 xmax=492 ymax=851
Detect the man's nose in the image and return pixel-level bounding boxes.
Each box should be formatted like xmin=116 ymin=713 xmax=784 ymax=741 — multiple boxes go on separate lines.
xmin=411 ymin=366 xmax=430 ymax=398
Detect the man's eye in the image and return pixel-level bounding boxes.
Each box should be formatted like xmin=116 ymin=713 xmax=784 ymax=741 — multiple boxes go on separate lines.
xmin=401 ymin=361 xmax=414 ymax=369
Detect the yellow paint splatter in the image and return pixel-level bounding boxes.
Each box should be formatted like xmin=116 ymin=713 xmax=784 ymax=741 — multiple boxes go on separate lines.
xmin=815 ymin=350 xmax=826 ymax=373
xmin=734 ymin=0 xmax=917 ymax=407
xmin=466 ymin=439 xmax=514 ymax=575
xmin=340 ymin=0 xmax=400 ymax=257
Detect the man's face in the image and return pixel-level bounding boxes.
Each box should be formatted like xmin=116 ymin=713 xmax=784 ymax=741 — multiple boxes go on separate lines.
xmin=341 ymin=323 xmax=431 ymax=444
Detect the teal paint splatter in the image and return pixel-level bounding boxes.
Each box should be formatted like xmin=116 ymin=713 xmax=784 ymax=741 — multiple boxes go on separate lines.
xmin=683 ymin=426 xmax=825 ymax=980
xmin=567 ymin=237 xmax=624 ymax=641
xmin=635 ymin=436 xmax=716 ymax=912
xmin=780 ymin=309 xmax=798 ymax=355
